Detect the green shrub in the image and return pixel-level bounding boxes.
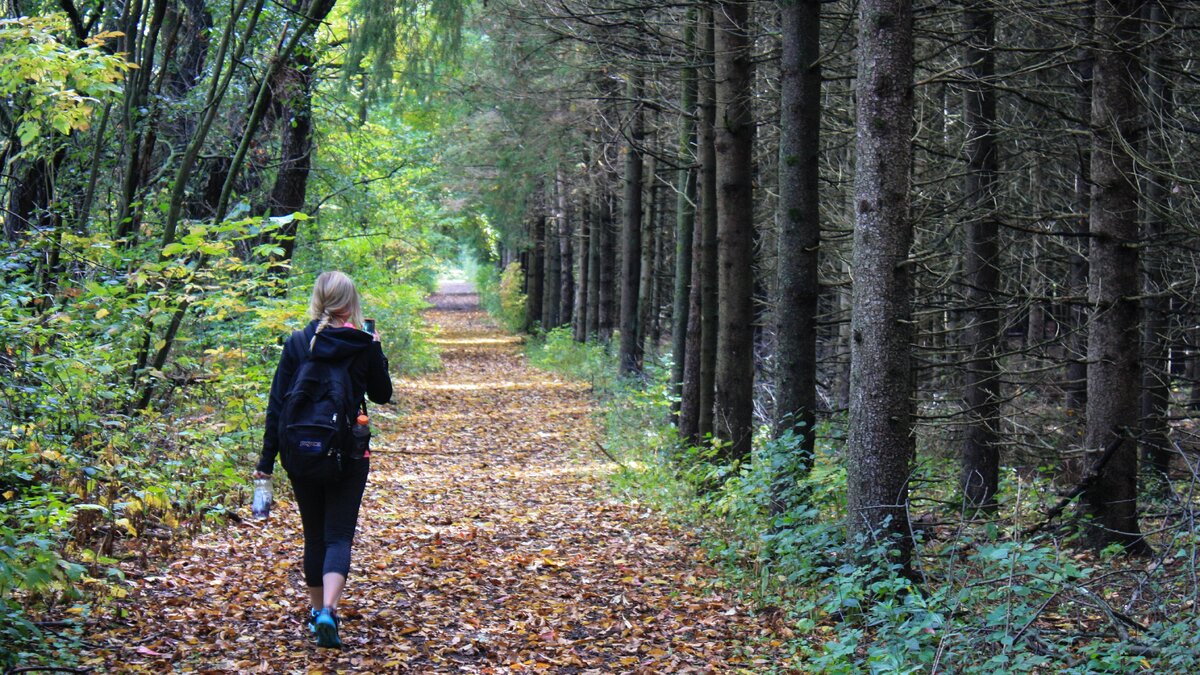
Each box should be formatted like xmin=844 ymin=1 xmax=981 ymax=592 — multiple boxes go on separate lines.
xmin=497 ymin=262 xmax=527 ymax=333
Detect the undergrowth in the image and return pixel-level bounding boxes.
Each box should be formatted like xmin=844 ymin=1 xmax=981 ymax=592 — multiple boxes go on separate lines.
xmin=524 ymin=327 xmax=1200 ymax=674
xmin=0 ymin=234 xmax=438 ymax=667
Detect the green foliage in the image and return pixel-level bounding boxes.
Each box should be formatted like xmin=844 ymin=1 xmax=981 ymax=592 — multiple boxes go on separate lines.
xmin=497 ymin=262 xmax=527 ymax=332
xmin=526 ymin=338 xmax=1200 ymax=673
xmin=0 ymin=206 xmax=442 ymax=664
xmin=359 ymin=276 xmax=440 ymax=374
xmin=527 ymin=326 xmax=620 ymax=394
xmin=0 ymin=15 xmax=130 ymax=158
xmin=475 ymin=260 xmax=527 ymax=334
xmin=474 ymin=263 xmax=503 ymax=320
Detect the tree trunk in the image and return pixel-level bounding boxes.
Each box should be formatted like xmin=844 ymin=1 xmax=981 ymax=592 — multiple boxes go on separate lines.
xmin=543 ymin=199 xmax=561 ymax=328
xmin=774 ymin=0 xmax=822 ymax=479
xmin=671 ymin=13 xmax=698 ymax=421
xmin=599 ymin=181 xmax=617 ymax=340
xmin=713 ymin=0 xmax=757 ymax=461
xmin=847 ymin=0 xmax=917 ymax=570
xmin=1140 ymin=0 xmax=1173 ymax=479
xmin=639 ymin=154 xmax=658 ymax=362
xmin=587 ymin=168 xmax=603 ymax=338
xmin=525 ymin=215 xmax=546 ymax=331
xmin=4 ymin=156 xmax=56 ymax=241
xmin=651 ymin=184 xmax=669 ymax=354
xmin=960 ymin=0 xmax=1002 ymax=509
xmin=1081 ymin=0 xmax=1148 ymax=554
xmin=680 ymin=210 xmax=705 ymax=445
xmin=265 ymin=56 xmax=314 ymax=266
xmin=619 ymin=71 xmax=645 ymax=375
xmin=560 ymin=172 xmax=575 ymax=330
xmin=1065 ymin=5 xmax=1092 ymax=414
xmin=574 ymin=180 xmax=591 ymax=342
xmin=697 ymin=7 xmax=719 ymax=440
xmin=114 ymin=0 xmax=169 ymax=243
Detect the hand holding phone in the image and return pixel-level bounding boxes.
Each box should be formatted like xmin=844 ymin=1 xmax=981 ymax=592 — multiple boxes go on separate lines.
xmin=363 ymin=318 xmax=376 ymax=335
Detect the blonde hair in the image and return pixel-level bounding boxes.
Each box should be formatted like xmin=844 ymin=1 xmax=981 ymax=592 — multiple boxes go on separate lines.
xmin=309 ymin=271 xmax=364 ymax=349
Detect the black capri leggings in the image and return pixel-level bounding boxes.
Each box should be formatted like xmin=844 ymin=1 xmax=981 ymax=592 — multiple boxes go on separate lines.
xmin=289 ymin=458 xmax=369 ymax=586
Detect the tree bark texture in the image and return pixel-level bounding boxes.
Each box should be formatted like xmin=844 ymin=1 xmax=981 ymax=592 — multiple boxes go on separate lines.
xmin=559 ymin=173 xmax=575 ymax=330
xmin=1066 ymin=5 xmax=1093 ymax=414
xmin=619 ymin=72 xmax=646 ymax=375
xmin=1082 ymin=0 xmax=1147 ymax=553
xmin=586 ymin=172 xmax=602 ymax=338
xmin=774 ymin=0 xmax=822 ymax=475
xmin=639 ymin=155 xmax=658 ymax=361
xmin=713 ymin=0 xmax=757 ymax=461
xmin=525 ymin=215 xmax=546 ymax=331
xmin=847 ymin=0 xmax=917 ymax=567
xmin=671 ymin=13 xmax=698 ymax=419
xmin=598 ymin=182 xmax=617 ymax=340
xmin=697 ymin=8 xmax=720 ymax=440
xmin=543 ymin=202 xmax=562 ymax=328
xmin=960 ymin=0 xmax=1002 ymax=509
xmin=1140 ymin=0 xmax=1173 ymax=478
xmin=266 ymin=56 xmax=314 ymax=265
xmin=574 ymin=182 xmax=591 ymax=343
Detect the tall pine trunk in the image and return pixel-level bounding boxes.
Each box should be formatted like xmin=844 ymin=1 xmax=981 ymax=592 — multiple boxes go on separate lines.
xmin=960 ymin=0 xmax=1002 ymax=509
xmin=847 ymin=0 xmax=917 ymax=570
xmin=671 ymin=12 xmax=698 ymax=423
xmin=697 ymin=8 xmax=720 ymax=440
xmin=1082 ymin=0 xmax=1148 ymax=554
xmin=575 ymin=179 xmax=591 ymax=342
xmin=619 ymin=71 xmax=646 ymax=375
xmin=1065 ymin=5 xmax=1092 ymax=415
xmin=713 ymin=0 xmax=757 ymax=461
xmin=1140 ymin=0 xmax=1173 ymax=478
xmin=559 ymin=171 xmax=575 ymax=329
xmin=774 ymin=0 xmax=822 ymax=479
xmin=639 ymin=154 xmax=658 ymax=361
xmin=543 ymin=206 xmax=562 ymax=328
xmin=599 ymin=180 xmax=617 ymax=340
xmin=525 ymin=215 xmax=546 ymax=331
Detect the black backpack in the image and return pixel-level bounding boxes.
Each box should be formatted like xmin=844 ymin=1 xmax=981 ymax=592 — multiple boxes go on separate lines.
xmin=278 ymin=334 xmax=360 ymax=483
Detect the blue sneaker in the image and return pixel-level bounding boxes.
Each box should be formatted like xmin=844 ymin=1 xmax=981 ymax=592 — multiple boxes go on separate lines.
xmin=314 ymin=608 xmax=341 ymax=648
xmin=307 ymin=608 xmax=319 ymax=633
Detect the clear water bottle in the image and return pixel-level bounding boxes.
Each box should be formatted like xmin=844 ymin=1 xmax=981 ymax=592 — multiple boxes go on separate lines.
xmin=252 ymin=477 xmax=273 ymax=519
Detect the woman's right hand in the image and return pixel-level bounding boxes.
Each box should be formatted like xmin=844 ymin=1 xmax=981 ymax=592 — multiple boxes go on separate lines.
xmin=253 ymin=470 xmax=272 ymax=480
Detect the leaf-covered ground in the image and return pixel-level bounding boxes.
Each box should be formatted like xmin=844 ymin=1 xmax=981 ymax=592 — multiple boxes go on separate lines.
xmin=80 ymin=290 xmax=780 ymax=673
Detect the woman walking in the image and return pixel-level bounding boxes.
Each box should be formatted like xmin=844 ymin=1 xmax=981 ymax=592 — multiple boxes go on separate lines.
xmin=255 ymin=271 xmax=392 ymax=648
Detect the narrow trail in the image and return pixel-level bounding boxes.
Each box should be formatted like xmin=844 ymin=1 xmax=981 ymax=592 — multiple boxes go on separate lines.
xmin=82 ymin=288 xmax=776 ymax=673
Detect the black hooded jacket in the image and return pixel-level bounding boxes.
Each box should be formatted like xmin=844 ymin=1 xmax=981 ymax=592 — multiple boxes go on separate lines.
xmin=257 ymin=321 xmax=393 ymax=475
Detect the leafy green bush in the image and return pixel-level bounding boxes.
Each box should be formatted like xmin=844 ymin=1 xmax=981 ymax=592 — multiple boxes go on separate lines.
xmin=475 ymin=262 xmax=504 ymax=319
xmin=498 ymin=262 xmax=527 ymax=333
xmin=527 ymin=326 xmax=618 ymax=392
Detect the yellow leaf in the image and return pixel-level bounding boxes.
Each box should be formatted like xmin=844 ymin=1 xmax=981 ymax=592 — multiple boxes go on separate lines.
xmin=95 ymin=308 xmax=109 ymax=319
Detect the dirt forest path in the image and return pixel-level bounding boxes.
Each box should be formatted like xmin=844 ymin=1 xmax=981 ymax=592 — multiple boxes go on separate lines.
xmin=81 ymin=285 xmax=778 ymax=673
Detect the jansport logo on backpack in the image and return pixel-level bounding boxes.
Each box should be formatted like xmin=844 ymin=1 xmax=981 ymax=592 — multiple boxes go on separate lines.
xmin=279 ymin=335 xmax=357 ymax=482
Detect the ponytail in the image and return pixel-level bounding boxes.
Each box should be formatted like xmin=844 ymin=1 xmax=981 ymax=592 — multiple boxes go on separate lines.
xmin=310 ymin=310 xmax=332 ymax=351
